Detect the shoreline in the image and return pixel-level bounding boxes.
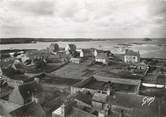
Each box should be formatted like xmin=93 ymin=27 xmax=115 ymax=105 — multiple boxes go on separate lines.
xmin=1 ymin=37 xmax=165 ymax=45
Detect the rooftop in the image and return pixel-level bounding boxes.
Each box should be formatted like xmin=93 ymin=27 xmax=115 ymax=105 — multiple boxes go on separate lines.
xmin=92 ymin=93 xmax=107 ymax=103
xmin=0 ymin=99 xmax=21 ymax=116
xmin=125 ymin=49 xmax=140 ymax=56
xmin=75 ymin=91 xmax=93 ymax=105
xmin=73 ymin=76 xmax=140 ymax=93
xmin=10 ymin=102 xmax=45 ymax=117
xmin=82 ymin=48 xmax=94 ymax=53
xmin=95 ymin=53 xmax=108 ymax=59
xmin=84 ymin=80 xmax=105 ymax=90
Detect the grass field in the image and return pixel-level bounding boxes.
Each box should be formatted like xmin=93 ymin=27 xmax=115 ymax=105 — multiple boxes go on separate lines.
xmin=50 ymin=63 xmax=91 ymax=79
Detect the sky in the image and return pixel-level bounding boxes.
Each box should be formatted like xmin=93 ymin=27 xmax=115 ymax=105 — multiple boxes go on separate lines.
xmin=0 ymin=0 xmax=166 ymax=38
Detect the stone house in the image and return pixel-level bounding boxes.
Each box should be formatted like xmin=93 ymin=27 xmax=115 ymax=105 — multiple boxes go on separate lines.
xmin=124 ymin=49 xmax=140 ymax=64
xmin=9 ymin=79 xmax=43 ymax=105
xmin=95 ymin=53 xmax=109 ymax=64
xmin=65 ymin=44 xmax=77 ymax=55
xmin=79 ymin=49 xmax=95 ymax=58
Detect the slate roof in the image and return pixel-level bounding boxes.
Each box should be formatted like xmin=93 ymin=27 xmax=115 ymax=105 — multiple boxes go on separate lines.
xmin=96 ymin=50 xmax=110 ymax=54
xmin=10 ymin=102 xmax=46 ymax=117
xmin=125 ymin=49 xmax=140 ymax=56
xmin=81 ymin=49 xmax=94 ymax=54
xmin=83 ymin=80 xmax=105 ymax=90
xmin=92 ymin=93 xmax=108 ymax=103
xmin=95 ymin=53 xmax=108 ymax=59
xmin=75 ymin=92 xmax=93 ymax=105
xmin=18 ymin=81 xmax=43 ymax=101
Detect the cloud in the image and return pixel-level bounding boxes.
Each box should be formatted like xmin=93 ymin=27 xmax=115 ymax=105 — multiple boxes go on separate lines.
xmin=9 ymin=0 xmax=55 ymax=16
xmin=0 ymin=0 xmax=166 ymax=38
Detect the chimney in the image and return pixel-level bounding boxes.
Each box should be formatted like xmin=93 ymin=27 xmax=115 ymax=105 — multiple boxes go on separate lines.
xmin=34 ymin=77 xmax=40 ymax=84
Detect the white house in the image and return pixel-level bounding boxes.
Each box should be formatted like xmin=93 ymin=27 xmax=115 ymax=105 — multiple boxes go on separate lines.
xmin=95 ymin=53 xmax=109 ymax=64
xmin=124 ymin=49 xmax=140 ymax=63
xmin=79 ymin=49 xmax=95 ymax=58
xmin=70 ymin=57 xmax=82 ymax=64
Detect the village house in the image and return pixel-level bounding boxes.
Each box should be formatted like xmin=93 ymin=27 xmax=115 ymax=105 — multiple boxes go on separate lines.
xmin=129 ymin=61 xmax=150 ymax=76
xmin=95 ymin=53 xmax=109 ymax=64
xmin=70 ymin=57 xmax=82 ymax=64
xmin=79 ymin=48 xmax=95 ymax=58
xmin=94 ymin=50 xmax=112 ymax=64
xmin=92 ymin=93 xmax=111 ymax=117
xmin=53 ymin=88 xmax=165 ymax=117
xmin=74 ymin=91 xmax=93 ymax=108
xmin=25 ymin=50 xmax=49 ymax=63
xmin=56 ymin=50 xmax=67 ymax=58
xmin=52 ymin=93 xmax=98 ymax=117
xmin=124 ymin=49 xmax=140 ymax=64
xmin=54 ymin=88 xmax=154 ymax=117
xmin=136 ymin=61 xmax=149 ymax=71
xmin=65 ymin=44 xmax=77 ymax=55
xmin=92 ymin=93 xmax=108 ymax=110
xmin=8 ymin=78 xmax=44 ymax=105
xmin=1 ymin=69 xmax=30 ymax=88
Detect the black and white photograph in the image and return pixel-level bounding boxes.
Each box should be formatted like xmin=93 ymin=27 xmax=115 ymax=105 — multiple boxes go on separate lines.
xmin=0 ymin=0 xmax=166 ymax=117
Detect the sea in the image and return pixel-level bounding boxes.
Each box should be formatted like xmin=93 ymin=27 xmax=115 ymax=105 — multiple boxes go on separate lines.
xmin=0 ymin=39 xmax=166 ymax=58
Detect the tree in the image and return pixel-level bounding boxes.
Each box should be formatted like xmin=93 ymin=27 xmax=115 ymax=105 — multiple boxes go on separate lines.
xmin=49 ymin=43 xmax=59 ymax=52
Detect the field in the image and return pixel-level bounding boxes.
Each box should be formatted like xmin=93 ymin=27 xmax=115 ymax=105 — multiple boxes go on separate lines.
xmin=50 ymin=63 xmax=90 ymax=79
